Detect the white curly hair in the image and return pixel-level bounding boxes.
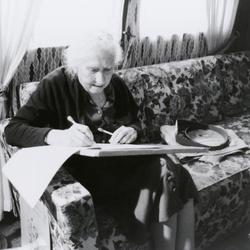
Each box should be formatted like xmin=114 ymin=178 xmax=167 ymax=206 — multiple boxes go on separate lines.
xmin=63 ymin=31 xmax=123 ymax=78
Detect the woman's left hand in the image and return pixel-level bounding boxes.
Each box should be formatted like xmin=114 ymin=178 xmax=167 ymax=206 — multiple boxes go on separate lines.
xmin=109 ymin=126 xmax=137 ymax=144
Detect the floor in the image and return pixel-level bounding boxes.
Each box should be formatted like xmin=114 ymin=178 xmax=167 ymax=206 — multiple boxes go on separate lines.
xmin=0 ymin=212 xmax=20 ymax=249
xmin=204 ymin=222 xmax=250 ymax=250
xmin=0 ymin=212 xmax=249 ymax=249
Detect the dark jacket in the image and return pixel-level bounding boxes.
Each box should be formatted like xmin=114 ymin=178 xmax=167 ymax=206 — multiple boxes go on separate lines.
xmin=5 ymin=67 xmax=141 ymax=147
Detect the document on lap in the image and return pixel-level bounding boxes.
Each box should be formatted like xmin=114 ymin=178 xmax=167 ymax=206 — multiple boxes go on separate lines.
xmin=3 ymin=144 xmax=208 ymax=208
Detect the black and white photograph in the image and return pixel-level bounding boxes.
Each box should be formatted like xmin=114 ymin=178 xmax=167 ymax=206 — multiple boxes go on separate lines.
xmin=0 ymin=0 xmax=250 ymax=249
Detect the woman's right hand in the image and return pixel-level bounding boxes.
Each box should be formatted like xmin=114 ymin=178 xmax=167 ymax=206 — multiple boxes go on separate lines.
xmin=45 ymin=124 xmax=94 ymax=147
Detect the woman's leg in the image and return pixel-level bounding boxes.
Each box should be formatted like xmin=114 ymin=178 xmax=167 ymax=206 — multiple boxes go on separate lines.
xmin=151 ymin=213 xmax=177 ymax=250
xmin=0 ymin=234 xmax=8 ymax=248
xmin=175 ymin=199 xmax=195 ymax=250
xmin=150 ymin=199 xmax=194 ymax=250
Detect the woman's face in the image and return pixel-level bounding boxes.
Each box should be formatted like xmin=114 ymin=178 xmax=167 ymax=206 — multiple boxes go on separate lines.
xmin=77 ymin=49 xmax=115 ymax=94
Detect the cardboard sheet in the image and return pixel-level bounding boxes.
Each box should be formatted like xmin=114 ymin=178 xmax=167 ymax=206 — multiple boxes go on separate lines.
xmin=3 ymin=143 xmax=207 ymax=208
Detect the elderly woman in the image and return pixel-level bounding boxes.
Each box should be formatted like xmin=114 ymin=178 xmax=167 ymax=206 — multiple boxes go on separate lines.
xmin=5 ymin=32 xmax=198 ymax=250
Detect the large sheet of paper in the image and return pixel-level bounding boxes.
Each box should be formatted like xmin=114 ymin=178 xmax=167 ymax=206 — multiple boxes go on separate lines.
xmin=3 ymin=146 xmax=80 ymax=208
xmin=3 ymin=144 xmax=207 ymax=208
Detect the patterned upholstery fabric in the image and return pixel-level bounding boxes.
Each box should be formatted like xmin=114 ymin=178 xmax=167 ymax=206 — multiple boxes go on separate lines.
xmin=217 ymin=53 xmax=250 ymax=115
xmin=44 ymin=169 xmax=99 ymax=250
xmin=2 ymin=48 xmax=250 ymax=250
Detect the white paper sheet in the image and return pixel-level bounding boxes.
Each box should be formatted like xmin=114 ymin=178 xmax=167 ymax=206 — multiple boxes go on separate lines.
xmin=3 ymin=146 xmax=80 ymax=208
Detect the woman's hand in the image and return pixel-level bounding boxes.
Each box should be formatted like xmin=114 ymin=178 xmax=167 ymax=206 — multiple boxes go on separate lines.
xmin=160 ymin=125 xmax=178 ymax=145
xmin=109 ymin=126 xmax=137 ymax=144
xmin=46 ymin=124 xmax=94 ymax=147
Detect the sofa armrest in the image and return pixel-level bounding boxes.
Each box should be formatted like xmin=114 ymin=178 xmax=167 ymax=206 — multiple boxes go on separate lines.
xmin=0 ymin=119 xmax=98 ymax=248
xmin=0 ymin=119 xmax=20 ymax=214
xmin=42 ymin=168 xmax=98 ymax=248
xmin=0 ymin=118 xmax=19 ymax=161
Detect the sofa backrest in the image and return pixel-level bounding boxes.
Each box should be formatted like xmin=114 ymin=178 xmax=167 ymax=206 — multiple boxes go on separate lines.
xmin=118 ymin=52 xmax=250 ymax=141
xmin=9 ymin=47 xmax=250 ymax=142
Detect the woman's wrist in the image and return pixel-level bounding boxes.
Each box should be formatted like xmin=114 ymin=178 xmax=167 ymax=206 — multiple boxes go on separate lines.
xmin=44 ymin=129 xmax=61 ymax=145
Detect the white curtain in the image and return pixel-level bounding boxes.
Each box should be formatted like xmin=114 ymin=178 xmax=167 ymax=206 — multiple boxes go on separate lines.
xmin=0 ymin=0 xmax=42 ymax=220
xmin=206 ymin=0 xmax=239 ymax=53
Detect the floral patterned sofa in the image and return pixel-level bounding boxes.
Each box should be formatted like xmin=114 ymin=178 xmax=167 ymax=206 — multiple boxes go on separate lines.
xmin=1 ymin=48 xmax=250 ymax=250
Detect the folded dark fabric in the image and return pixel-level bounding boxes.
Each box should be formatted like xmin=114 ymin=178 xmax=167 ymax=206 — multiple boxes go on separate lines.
xmin=160 ymin=123 xmax=249 ymax=165
xmin=176 ymin=120 xmax=230 ymax=151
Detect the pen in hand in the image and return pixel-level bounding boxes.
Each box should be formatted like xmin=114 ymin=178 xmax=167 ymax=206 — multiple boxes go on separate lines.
xmin=67 ymin=116 xmax=94 ymax=142
xmin=67 ymin=115 xmax=77 ymax=125
xmin=97 ymin=127 xmax=113 ymax=136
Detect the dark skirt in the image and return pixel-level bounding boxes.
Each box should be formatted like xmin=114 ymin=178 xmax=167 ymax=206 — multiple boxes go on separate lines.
xmin=63 ymin=154 xmax=198 ymax=242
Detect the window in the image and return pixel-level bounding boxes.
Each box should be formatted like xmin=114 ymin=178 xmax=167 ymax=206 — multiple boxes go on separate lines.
xmin=139 ymin=0 xmax=207 ymax=40
xmin=29 ymin=0 xmax=124 ymax=49
xmin=139 ymin=0 xmax=239 ymax=53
